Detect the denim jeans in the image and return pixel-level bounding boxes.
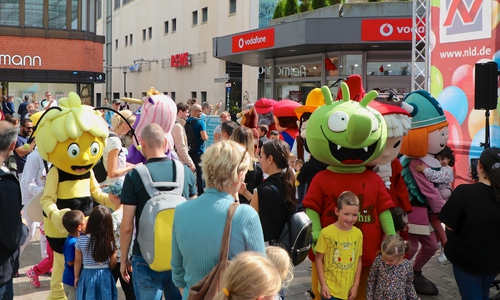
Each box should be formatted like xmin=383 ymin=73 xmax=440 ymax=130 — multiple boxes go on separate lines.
xmin=453 ymin=264 xmax=496 ymax=300
xmin=131 ymin=255 xmax=181 ymax=300
xmin=0 ymin=279 xmax=13 ymax=300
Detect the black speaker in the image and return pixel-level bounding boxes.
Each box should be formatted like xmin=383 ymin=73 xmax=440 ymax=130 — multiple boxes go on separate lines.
xmin=474 ymin=61 xmax=498 ymax=110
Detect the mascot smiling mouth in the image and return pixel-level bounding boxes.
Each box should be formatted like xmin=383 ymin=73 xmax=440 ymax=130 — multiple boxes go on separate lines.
xmin=321 ymin=126 xmax=378 ymax=164
xmin=71 ymin=164 xmax=93 ymax=172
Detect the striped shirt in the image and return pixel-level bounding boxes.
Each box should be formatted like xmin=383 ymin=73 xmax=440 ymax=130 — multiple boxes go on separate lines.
xmin=75 ymin=234 xmax=110 ymax=266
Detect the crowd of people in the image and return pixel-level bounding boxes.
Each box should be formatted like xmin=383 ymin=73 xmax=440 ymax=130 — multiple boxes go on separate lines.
xmin=1 ymin=89 xmax=500 ymax=300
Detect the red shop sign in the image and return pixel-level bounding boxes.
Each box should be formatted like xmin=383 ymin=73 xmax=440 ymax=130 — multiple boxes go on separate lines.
xmin=361 ymin=18 xmax=425 ymax=41
xmin=232 ymin=28 xmax=275 ymax=53
xmin=171 ymin=52 xmax=191 ymax=68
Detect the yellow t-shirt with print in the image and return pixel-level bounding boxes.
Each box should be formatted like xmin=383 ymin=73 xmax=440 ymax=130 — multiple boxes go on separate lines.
xmin=315 ymin=224 xmax=363 ymax=300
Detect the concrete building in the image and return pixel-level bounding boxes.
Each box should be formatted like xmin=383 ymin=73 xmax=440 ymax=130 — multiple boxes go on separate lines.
xmin=96 ymin=0 xmax=261 ymax=112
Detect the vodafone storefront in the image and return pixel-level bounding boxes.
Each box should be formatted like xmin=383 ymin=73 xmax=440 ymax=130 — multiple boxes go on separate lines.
xmin=214 ymin=12 xmax=421 ymax=102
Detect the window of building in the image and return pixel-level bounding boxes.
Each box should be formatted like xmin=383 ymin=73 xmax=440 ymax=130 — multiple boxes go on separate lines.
xmin=123 ymin=0 xmax=133 ymax=4
xmin=0 ymin=1 xmax=20 ymax=26
xmin=229 ymin=0 xmax=236 ymax=14
xmin=202 ymin=7 xmax=208 ymax=23
xmin=81 ymin=0 xmax=87 ymax=30
xmin=89 ymin=0 xmax=95 ymax=32
xmin=172 ymin=18 xmax=176 ymax=32
xmin=163 ymin=92 xmax=168 ymax=95
xmin=164 ymin=21 xmax=169 ymax=34
xmin=115 ymin=39 xmax=118 ymax=49
xmin=191 ymin=91 xmax=197 ymax=99
xmin=114 ymin=0 xmax=120 ymax=9
xmin=48 ymin=0 xmax=67 ymax=28
xmin=170 ymin=92 xmax=176 ymax=101
xmin=25 ymin=0 xmax=44 ymax=28
xmin=129 ymin=34 xmax=133 ymax=45
xmin=113 ymin=92 xmax=120 ymax=100
xmin=201 ymin=91 xmax=207 ymax=103
xmin=97 ymin=0 xmax=102 ymax=19
xmin=142 ymin=29 xmax=146 ymax=41
xmin=71 ymin=0 xmax=78 ymax=29
xmin=125 ymin=35 xmax=128 ymax=46
xmin=192 ymin=10 xmax=198 ymax=26
xmin=148 ymin=27 xmax=152 ymax=39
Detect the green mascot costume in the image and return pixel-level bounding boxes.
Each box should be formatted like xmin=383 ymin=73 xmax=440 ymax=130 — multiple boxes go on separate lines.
xmin=302 ymin=84 xmax=396 ymax=299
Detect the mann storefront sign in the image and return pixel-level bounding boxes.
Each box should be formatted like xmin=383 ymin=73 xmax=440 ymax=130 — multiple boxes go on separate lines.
xmin=0 ymin=54 xmax=41 ymax=67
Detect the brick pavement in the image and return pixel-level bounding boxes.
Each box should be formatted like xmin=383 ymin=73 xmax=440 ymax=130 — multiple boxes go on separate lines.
xmin=13 ymin=228 xmax=500 ymax=299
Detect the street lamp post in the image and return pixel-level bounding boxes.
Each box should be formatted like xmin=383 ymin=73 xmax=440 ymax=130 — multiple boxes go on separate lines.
xmin=123 ymin=66 xmax=128 ymax=98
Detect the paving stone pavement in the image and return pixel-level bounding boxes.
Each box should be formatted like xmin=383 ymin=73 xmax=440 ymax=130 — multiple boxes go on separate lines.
xmin=13 ymin=229 xmax=500 ymax=299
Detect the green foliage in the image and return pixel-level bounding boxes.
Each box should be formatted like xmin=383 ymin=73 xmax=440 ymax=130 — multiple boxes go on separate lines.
xmin=312 ymin=0 xmax=329 ymax=9
xmin=273 ymin=0 xmax=286 ymax=19
xmin=284 ymin=0 xmax=299 ymax=16
xmin=299 ymin=0 xmax=312 ymax=12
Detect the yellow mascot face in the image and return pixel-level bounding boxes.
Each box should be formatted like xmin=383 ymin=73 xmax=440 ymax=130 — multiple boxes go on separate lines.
xmin=36 ymin=92 xmax=108 ymax=175
xmin=48 ymin=132 xmax=104 ymax=174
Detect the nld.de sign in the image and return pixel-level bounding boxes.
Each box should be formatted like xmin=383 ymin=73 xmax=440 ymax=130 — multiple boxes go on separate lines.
xmin=171 ymin=52 xmax=191 ymax=68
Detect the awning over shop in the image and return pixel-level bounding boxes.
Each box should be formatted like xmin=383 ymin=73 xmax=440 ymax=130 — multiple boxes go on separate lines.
xmin=213 ymin=17 xmax=413 ymax=67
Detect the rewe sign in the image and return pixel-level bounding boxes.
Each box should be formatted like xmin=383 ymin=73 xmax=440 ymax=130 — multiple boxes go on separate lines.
xmin=232 ymin=28 xmax=275 ymax=53
xmin=361 ymin=18 xmax=425 ymax=41
xmin=171 ymin=52 xmax=191 ymax=68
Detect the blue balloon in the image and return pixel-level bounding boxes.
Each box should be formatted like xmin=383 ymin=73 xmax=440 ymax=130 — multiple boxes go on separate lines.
xmin=493 ymin=51 xmax=500 ymax=70
xmin=437 ymin=86 xmax=468 ymax=125
xmin=469 ymin=125 xmax=500 ymax=162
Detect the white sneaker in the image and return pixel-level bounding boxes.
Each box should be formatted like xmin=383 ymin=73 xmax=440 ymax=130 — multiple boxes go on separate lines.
xmin=437 ymin=251 xmax=447 ymax=263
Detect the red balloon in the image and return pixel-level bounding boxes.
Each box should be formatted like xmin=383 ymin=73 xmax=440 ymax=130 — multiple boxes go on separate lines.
xmin=451 ymin=64 xmax=474 ymax=97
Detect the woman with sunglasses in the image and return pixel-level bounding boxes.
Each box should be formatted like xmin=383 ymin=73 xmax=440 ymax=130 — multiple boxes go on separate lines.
xmin=250 ymin=139 xmax=297 ymax=243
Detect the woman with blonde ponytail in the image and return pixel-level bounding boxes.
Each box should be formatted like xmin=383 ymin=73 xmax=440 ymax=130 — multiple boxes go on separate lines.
xmin=213 ymin=252 xmax=282 ymax=300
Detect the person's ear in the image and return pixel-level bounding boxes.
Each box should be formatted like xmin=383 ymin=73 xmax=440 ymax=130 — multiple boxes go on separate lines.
xmin=334 ymin=206 xmax=340 ymax=216
xmin=9 ymin=140 xmax=15 ymax=151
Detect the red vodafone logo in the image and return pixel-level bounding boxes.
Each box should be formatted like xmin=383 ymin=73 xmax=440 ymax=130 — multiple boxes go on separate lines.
xmin=232 ymin=28 xmax=275 ymax=53
xmin=362 ymin=18 xmax=425 ymax=41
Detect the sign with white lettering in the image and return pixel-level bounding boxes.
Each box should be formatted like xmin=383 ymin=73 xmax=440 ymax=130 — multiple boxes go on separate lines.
xmin=232 ymin=28 xmax=275 ymax=53
xmin=0 ymin=54 xmax=42 ymax=67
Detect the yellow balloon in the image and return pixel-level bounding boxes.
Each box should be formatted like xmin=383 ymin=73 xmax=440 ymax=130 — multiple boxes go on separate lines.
xmin=468 ymin=109 xmax=499 ymax=139
xmin=492 ymin=0 xmax=500 ymax=30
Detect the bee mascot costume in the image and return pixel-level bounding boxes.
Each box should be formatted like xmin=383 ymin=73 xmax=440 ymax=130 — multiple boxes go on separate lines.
xmin=302 ymin=84 xmax=396 ymax=299
xmin=35 ymin=92 xmax=112 ymax=300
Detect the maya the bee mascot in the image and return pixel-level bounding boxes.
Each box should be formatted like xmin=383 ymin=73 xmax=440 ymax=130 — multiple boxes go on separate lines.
xmin=35 ymin=92 xmax=112 ymax=300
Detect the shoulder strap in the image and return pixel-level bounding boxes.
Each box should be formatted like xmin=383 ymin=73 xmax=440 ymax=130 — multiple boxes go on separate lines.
xmin=269 ymin=184 xmax=296 ymax=214
xmin=135 ymin=160 xmax=184 ymax=197
xmin=219 ymin=202 xmax=239 ymax=262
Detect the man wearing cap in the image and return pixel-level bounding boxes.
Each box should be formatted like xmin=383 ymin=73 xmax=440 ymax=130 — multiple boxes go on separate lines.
xmin=273 ymin=100 xmax=301 ymax=150
xmin=254 ymin=98 xmax=277 ymax=138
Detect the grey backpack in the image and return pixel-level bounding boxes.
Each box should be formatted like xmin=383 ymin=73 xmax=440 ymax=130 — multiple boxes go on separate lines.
xmin=135 ymin=160 xmax=187 ymax=271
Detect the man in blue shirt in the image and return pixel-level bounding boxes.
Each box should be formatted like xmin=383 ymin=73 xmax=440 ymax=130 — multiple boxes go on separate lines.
xmin=13 ymin=118 xmax=35 ymax=180
xmin=186 ymin=104 xmax=208 ymax=195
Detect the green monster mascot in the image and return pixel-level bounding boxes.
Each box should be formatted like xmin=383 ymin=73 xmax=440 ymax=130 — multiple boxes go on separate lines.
xmin=36 ymin=92 xmax=113 ymax=300
xmin=302 ymin=84 xmax=396 ymax=300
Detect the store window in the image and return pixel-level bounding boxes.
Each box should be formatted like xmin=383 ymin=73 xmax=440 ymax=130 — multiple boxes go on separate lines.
xmin=0 ymin=1 xmax=20 ymax=26
xmin=49 ymin=0 xmax=67 ymax=29
xmin=275 ymin=81 xmax=321 ymax=102
xmin=337 ymin=54 xmax=363 ymax=76
xmin=25 ymin=0 xmax=44 ymax=28
xmin=367 ymin=61 xmax=424 ymax=76
xmin=273 ymin=62 xmax=321 ymax=79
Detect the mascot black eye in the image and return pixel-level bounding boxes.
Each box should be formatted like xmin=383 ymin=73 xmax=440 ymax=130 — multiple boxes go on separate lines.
xmin=393 ymin=140 xmax=401 ymax=148
xmin=90 ymin=142 xmax=100 ymax=157
xmin=67 ymin=143 xmax=80 ymax=158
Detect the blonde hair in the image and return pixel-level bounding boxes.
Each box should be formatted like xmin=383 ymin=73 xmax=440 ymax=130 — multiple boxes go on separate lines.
xmin=400 ymin=121 xmax=448 ymax=157
xmin=37 ymin=92 xmax=108 ymax=161
xmin=266 ymin=246 xmax=294 ymax=289
xmin=230 ymin=126 xmax=257 ymax=170
xmin=380 ymin=235 xmax=410 ymax=257
xmin=337 ymin=190 xmax=360 ymax=210
xmin=200 ymin=140 xmax=250 ymax=192
xmin=111 ymin=109 xmax=136 ymax=131
xmin=213 ymin=252 xmax=282 ymax=300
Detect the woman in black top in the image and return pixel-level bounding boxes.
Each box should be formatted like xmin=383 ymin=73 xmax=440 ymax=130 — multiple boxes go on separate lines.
xmin=231 ymin=126 xmax=263 ymax=204
xmin=439 ymin=147 xmax=500 ymax=300
xmin=250 ymin=139 xmax=296 ymax=242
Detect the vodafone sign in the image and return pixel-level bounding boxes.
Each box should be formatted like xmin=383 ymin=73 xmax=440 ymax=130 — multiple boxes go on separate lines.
xmin=361 ymin=18 xmax=425 ymax=41
xmin=232 ymin=28 xmax=275 ymax=53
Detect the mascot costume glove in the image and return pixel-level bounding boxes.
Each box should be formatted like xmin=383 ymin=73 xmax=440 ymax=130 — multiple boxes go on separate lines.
xmin=47 ymin=207 xmax=71 ymax=234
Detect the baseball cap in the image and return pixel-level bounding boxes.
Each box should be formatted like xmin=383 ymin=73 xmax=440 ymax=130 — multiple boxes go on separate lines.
xmin=254 ymin=98 xmax=277 ymax=114
xmin=111 ymin=99 xmax=121 ymax=105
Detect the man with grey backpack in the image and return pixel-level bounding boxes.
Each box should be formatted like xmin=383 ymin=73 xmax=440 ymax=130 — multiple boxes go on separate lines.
xmin=120 ymin=123 xmax=197 ymax=300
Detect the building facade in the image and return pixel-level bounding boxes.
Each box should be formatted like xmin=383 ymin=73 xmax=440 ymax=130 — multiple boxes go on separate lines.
xmin=96 ymin=0 xmax=260 ymax=112
xmin=0 ymin=0 xmax=105 ymax=109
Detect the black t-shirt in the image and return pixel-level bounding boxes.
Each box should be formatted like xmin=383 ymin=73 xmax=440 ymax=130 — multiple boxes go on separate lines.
xmin=239 ymin=161 xmax=263 ymax=205
xmin=439 ymin=182 xmax=500 ymax=275
xmin=257 ymin=173 xmax=291 ymax=242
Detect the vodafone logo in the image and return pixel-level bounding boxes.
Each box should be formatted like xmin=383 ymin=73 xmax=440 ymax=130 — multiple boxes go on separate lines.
xmin=232 ymin=28 xmax=274 ymax=53
xmin=380 ymin=23 xmax=393 ymax=37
